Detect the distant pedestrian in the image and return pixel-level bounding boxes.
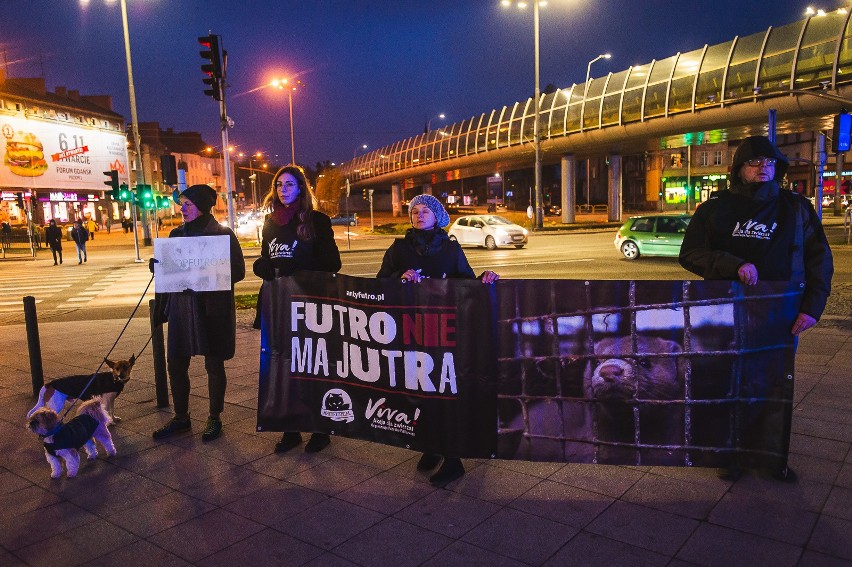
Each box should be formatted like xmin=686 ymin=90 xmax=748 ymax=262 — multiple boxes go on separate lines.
xmin=105 ymin=216 xmax=112 ymax=234
xmin=122 ymin=218 xmax=131 ymax=233
xmin=85 ymin=218 xmax=97 ymax=240
xmin=45 ymin=220 xmax=63 ymax=265
xmin=1 ymin=221 xmax=11 ymax=251
xmin=70 ymin=220 xmax=88 ymax=264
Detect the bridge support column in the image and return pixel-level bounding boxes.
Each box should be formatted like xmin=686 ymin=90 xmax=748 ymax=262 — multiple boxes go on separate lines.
xmin=561 ymin=154 xmax=576 ymax=224
xmin=607 ymin=154 xmax=622 ymax=222
xmin=391 ymin=183 xmax=402 ymax=217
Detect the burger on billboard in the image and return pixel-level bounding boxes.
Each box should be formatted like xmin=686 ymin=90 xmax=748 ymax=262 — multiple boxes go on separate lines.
xmin=4 ymin=131 xmax=48 ymax=177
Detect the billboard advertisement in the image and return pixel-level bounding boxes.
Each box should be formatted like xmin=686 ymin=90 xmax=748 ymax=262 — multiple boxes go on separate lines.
xmin=0 ymin=113 xmax=129 ymax=190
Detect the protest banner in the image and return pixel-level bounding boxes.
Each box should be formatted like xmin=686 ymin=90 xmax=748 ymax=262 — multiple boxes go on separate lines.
xmin=153 ymin=235 xmax=232 ymax=293
xmin=257 ymin=272 xmax=801 ymax=470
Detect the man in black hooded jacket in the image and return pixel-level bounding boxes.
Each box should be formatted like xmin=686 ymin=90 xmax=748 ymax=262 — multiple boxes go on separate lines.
xmin=679 ymin=136 xmax=833 ymax=482
xmin=680 ymin=135 xmax=833 ymax=335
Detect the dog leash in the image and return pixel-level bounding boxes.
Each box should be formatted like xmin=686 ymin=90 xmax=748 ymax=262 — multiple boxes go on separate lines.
xmin=60 ymin=274 xmax=155 ymax=421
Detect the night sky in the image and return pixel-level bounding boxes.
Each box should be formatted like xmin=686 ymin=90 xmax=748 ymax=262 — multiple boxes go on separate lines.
xmin=0 ymin=1 xmax=826 ymax=169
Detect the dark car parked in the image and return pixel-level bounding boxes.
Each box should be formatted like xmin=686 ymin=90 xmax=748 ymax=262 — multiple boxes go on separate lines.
xmin=330 ymin=213 xmax=359 ymax=226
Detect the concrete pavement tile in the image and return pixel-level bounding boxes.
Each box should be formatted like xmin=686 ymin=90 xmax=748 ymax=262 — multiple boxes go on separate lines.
xmin=837 ymin=463 xmax=852 ymax=489
xmin=334 ymin=516 xmax=452 ymax=566
xmin=787 ymin=452 xmax=844 ymax=484
xmin=452 ymin=461 xmax=542 ymax=505
xmin=823 ymin=486 xmax=852 ymax=522
xmin=586 ymin=501 xmax=699 ymax=556
xmin=245 ymin=449 xmax=333 ymax=481
xmin=86 ymin=539 xmax=192 ymax=566
xmin=168 ymin=427 xmax=274 ymax=466
xmin=287 ymin=457 xmax=383 ymax=496
xmin=278 ymin=497 xmax=384 ymax=550
xmin=798 ymin=549 xmax=852 ymax=566
xmin=797 ymin=402 xmax=852 ymax=426
xmin=326 ymin=437 xmax=416 ymax=470
xmin=789 ymin=433 xmax=851 ymax=462
xmin=422 ymin=541 xmax=528 ymax=567
xmin=793 ymin=415 xmax=852 ymax=443
xmin=509 ymin=479 xmax=614 ymax=529
xmin=105 ymin=491 xmax=216 ymax=537
xmin=676 ymin=523 xmax=802 ymax=566
xmin=0 ymin=501 xmax=98 ymax=550
xmin=620 ymin=471 xmax=728 ymax=520
xmin=488 ymin=457 xmax=565 ymax=479
xmin=198 ymin=527 xmax=324 ymax=567
xmin=224 ymin=481 xmax=328 ymax=527
xmin=225 ymin=416 xmax=267 ymax=435
xmin=548 ymin=463 xmax=645 ymax=498
xmin=302 ymin=553 xmax=360 ymax=566
xmin=0 ymin=484 xmax=62 ymax=522
xmin=147 ymin=509 xmax=265 ymax=563
xmin=141 ymin=450 xmax=238 ymax=490
xmin=730 ymin=474 xmax=832 ymax=513
xmin=0 ymin=549 xmax=26 ymax=567
xmin=110 ymin=441 xmax=184 ymax=473
xmin=542 ymin=531 xmax=670 ymax=567
xmin=0 ymin=468 xmax=33 ymax=496
xmin=222 ymin=384 xmax=258 ymax=406
xmin=462 ymin=506 xmax=577 ymax=565
xmin=335 ymin=470 xmax=433 ymax=515
xmin=709 ymin=492 xmax=818 ymax=546
xmin=107 ymin=426 xmax=162 ymax=456
xmin=58 ymin=465 xmax=174 ymax=515
xmin=14 ymin=519 xmax=137 ymax=566
xmin=394 ymin=488 xmax=501 ymax=539
xmin=180 ymin=467 xmax=279 ymax=507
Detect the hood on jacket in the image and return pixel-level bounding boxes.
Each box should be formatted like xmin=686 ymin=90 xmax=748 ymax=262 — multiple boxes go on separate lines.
xmin=730 ymin=135 xmax=789 ymax=184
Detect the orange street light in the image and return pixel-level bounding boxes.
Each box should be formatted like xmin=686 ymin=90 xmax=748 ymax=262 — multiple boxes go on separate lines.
xmin=271 ymin=78 xmax=302 ymax=164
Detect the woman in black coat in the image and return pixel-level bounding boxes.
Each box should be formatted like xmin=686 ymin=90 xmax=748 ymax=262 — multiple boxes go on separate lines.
xmin=45 ymin=219 xmax=63 ymax=265
xmin=151 ymin=184 xmax=246 ymax=443
xmin=377 ymin=193 xmax=498 ymax=487
xmin=253 ymin=165 xmax=342 ymax=454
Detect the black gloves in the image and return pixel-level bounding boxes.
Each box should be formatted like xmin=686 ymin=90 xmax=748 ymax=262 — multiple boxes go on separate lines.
xmin=148 ymin=258 xmax=158 ymax=274
xmin=253 ymin=257 xmax=275 ymax=281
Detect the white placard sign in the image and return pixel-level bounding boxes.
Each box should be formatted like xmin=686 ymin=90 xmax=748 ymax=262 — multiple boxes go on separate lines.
xmin=153 ymin=235 xmax=232 ymax=293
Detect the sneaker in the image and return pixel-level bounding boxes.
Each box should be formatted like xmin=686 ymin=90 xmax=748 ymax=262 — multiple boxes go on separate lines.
xmin=152 ymin=417 xmax=191 ymax=440
xmin=429 ymin=457 xmax=465 ymax=487
xmin=274 ymin=432 xmax=302 ymax=453
xmin=304 ymin=433 xmax=331 ymax=453
xmin=417 ymin=453 xmax=442 ymax=471
xmin=201 ymin=417 xmax=222 ymax=442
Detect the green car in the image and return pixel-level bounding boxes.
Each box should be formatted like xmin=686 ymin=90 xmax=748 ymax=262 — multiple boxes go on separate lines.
xmin=614 ymin=214 xmax=691 ymax=260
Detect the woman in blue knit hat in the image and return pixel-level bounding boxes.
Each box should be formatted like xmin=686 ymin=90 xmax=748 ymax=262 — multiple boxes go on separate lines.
xmin=377 ymin=193 xmax=498 ymax=487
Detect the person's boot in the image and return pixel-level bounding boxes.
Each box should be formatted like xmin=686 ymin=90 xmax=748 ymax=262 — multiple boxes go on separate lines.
xmin=201 ymin=417 xmax=222 ymax=442
xmin=429 ymin=457 xmax=465 ymax=487
xmin=152 ymin=416 xmax=192 ymax=440
xmin=416 ymin=453 xmax=442 ymax=471
xmin=275 ymin=432 xmax=302 ymax=453
xmin=304 ymin=433 xmax=331 ymax=453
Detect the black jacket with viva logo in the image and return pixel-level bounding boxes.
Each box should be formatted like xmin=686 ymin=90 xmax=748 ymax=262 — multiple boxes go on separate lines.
xmin=679 ymin=180 xmax=833 ymax=319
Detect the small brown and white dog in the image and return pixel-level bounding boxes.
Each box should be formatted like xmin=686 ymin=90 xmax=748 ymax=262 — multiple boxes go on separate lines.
xmin=26 ymin=397 xmax=116 ymax=479
xmin=27 ymin=356 xmax=136 ymax=423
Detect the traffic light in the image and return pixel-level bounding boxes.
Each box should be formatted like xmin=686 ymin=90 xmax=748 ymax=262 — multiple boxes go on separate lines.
xmin=362 ymin=189 xmax=368 ymax=199
xmin=198 ymin=34 xmax=223 ymax=101
xmin=136 ymin=185 xmax=155 ymax=209
xmin=156 ymin=196 xmax=170 ymax=210
xmin=118 ymin=183 xmax=132 ymax=202
xmin=15 ymin=192 xmax=24 ymax=209
xmin=104 ymin=170 xmax=120 ymax=199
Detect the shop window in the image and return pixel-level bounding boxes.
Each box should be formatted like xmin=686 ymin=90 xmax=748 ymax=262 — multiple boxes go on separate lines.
xmin=714 ymin=151 xmax=723 ymax=165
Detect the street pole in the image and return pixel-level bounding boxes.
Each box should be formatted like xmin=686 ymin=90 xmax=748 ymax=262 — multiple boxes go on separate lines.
xmin=119 ymin=0 xmax=143 ymax=261
xmin=288 ymin=89 xmax=296 ymax=165
xmin=345 ymin=178 xmax=351 ymax=250
xmin=532 ymin=0 xmax=543 ymax=229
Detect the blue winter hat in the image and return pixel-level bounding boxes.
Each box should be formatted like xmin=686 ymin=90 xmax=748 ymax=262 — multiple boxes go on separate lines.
xmin=408 ymin=194 xmax=450 ymax=228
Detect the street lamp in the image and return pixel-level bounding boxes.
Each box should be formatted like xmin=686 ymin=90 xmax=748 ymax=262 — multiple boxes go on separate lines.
xmin=271 ymin=78 xmax=301 ymax=164
xmin=354 ymin=144 xmax=368 ymax=158
xmin=501 ymin=0 xmax=545 ymax=228
xmin=583 ymin=53 xmax=611 ymax=206
xmin=425 ymin=113 xmax=446 ymax=133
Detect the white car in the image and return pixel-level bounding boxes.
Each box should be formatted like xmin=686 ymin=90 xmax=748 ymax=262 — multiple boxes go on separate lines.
xmin=448 ymin=215 xmax=528 ymax=249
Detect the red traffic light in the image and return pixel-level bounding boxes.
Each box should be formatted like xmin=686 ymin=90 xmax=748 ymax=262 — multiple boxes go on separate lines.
xmin=198 ymin=34 xmax=222 ymax=79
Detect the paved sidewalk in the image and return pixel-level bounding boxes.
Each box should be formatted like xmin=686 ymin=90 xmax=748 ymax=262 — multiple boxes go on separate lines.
xmin=0 ymin=308 xmax=850 ymax=566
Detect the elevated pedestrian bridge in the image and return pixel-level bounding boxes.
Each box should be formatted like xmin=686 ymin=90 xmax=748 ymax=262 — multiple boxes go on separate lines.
xmin=341 ymin=11 xmax=852 ymax=192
